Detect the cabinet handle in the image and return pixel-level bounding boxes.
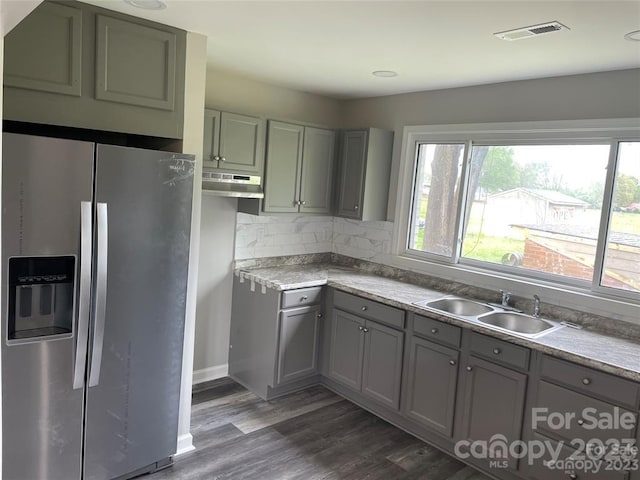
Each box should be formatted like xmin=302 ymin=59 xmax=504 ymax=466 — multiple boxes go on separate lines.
xmin=431 ymin=328 xmax=438 ymax=334
xmin=493 ymin=348 xmax=501 ymax=355
xmin=294 ymin=200 xmax=301 ymax=206
xmin=568 ymin=474 xmax=578 ymax=480
xmin=301 ymin=200 xmax=306 ymax=206
xmin=300 ymin=296 xmax=308 ymax=301
xmin=211 ymin=155 xmax=219 ymax=161
xmin=220 ymin=156 xmax=226 ymax=162
xmin=361 ymin=306 xmax=367 ymax=311
xmin=582 ymin=378 xmax=591 ymax=385
xmin=577 ymin=419 xmax=585 ymax=426
xmin=466 ymin=366 xmax=473 ymax=372
xmin=354 ymin=204 xmax=359 ymax=210
xmin=449 ymin=360 xmax=456 ymax=366
xmin=317 ymin=313 xmax=323 ymax=318
xmin=363 ymin=327 xmax=369 ymax=333
xmin=358 ymin=326 xmax=364 ymax=331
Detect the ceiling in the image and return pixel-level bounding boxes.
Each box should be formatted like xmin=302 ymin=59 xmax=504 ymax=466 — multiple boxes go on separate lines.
xmin=84 ymin=1 xmax=640 ymax=99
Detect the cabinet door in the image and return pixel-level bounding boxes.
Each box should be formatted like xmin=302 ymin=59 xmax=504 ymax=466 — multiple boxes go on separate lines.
xmin=203 ymin=109 xmax=221 ymax=168
xmin=218 ymin=112 xmax=264 ymax=174
xmin=361 ymin=320 xmax=404 ymax=410
xmin=300 ymin=127 xmax=336 ymax=214
xmin=328 ymin=309 xmax=365 ymax=391
xmin=96 ymin=15 xmax=177 ymax=110
xmin=337 ymin=130 xmax=367 ymax=219
xmin=404 ymin=336 xmax=459 ymax=437
xmin=4 ymin=2 xmax=82 ymax=96
xmin=277 ymin=306 xmax=320 ymax=385
xmin=459 ymin=356 xmax=527 ymax=470
xmin=263 ymin=121 xmax=303 ymax=213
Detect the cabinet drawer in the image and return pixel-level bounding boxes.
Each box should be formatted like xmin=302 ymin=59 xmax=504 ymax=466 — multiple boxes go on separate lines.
xmin=541 ymin=355 xmax=640 ymax=409
xmin=282 ymin=287 xmax=322 ymax=308
xmin=413 ymin=314 xmax=461 ymax=348
xmin=535 ymin=380 xmax=637 ymax=444
xmin=333 ymin=290 xmax=404 ymax=329
xmin=470 ymin=332 xmax=530 ymax=370
xmin=527 ymin=432 xmax=629 ymax=480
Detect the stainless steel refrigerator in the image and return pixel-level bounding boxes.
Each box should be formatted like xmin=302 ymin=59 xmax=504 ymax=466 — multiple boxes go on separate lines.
xmin=1 ymin=133 xmax=195 ymax=480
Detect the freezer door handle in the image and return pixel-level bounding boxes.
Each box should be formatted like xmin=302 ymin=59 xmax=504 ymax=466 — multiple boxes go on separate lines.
xmin=89 ymin=202 xmax=108 ymax=387
xmin=73 ymin=201 xmax=93 ymax=390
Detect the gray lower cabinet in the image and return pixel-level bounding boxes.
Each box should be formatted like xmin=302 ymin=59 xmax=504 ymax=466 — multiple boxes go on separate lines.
xmin=404 ymin=336 xmax=459 ymax=437
xmin=3 ymin=1 xmax=186 ymax=139
xmin=229 ymin=278 xmax=322 ymax=400
xmin=203 ymin=109 xmax=265 ymax=174
xmin=328 ymin=308 xmax=404 ymax=410
xmin=263 ymin=121 xmax=335 ymax=214
xmin=336 ymin=128 xmax=394 ymax=221
xmin=458 ymin=355 xmax=528 ymax=471
xmin=277 ymin=306 xmax=320 ymax=384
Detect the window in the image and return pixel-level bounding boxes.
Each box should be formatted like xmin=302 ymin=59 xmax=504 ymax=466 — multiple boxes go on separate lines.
xmin=397 ymin=120 xmax=640 ymax=301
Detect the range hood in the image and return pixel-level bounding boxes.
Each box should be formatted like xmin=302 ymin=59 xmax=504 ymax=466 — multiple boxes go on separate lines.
xmin=201 ymin=170 xmax=264 ymax=198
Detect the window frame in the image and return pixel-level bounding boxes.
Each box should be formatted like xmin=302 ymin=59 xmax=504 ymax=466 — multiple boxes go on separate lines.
xmin=393 ymin=119 xmax=640 ymax=323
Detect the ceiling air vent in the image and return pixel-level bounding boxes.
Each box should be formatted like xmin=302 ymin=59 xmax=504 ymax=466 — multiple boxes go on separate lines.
xmin=494 ymin=21 xmax=569 ymax=41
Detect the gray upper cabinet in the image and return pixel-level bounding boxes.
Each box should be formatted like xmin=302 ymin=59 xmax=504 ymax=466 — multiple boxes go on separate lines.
xmin=277 ymin=306 xmax=321 ymax=385
xmin=203 ymin=110 xmax=265 ymax=174
xmin=404 ymin=336 xmax=459 ymax=437
xmin=95 ymin=15 xmax=176 ymax=110
xmin=264 ymin=120 xmax=335 ymax=214
xmin=336 ymin=128 xmax=394 ymax=221
xmin=458 ymin=355 xmax=527 ymax=470
xmin=3 ymin=1 xmax=186 ymax=139
xmin=3 ymin=2 xmax=82 ymax=97
xmin=328 ymin=305 xmax=404 ymax=411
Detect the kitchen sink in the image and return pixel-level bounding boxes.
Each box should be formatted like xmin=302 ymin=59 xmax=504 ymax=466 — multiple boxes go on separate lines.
xmin=477 ymin=311 xmax=561 ymax=336
xmin=423 ymin=297 xmax=495 ymax=317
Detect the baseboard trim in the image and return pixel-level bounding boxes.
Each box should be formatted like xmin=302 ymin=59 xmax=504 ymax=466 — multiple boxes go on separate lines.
xmin=193 ymin=364 xmax=229 ymax=385
xmin=175 ymin=433 xmax=195 ymax=456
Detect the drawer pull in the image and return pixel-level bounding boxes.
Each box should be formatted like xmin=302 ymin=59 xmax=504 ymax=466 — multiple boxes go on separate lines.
xmin=358 ymin=325 xmax=364 ymax=331
xmin=363 ymin=327 xmax=369 ymax=333
xmin=568 ymin=474 xmax=577 ymax=480
xmin=300 ymin=295 xmax=308 ymax=301
xmin=449 ymin=360 xmax=456 ymax=366
xmin=361 ymin=306 xmax=367 ymax=311
xmin=493 ymin=348 xmax=501 ymax=355
xmin=431 ymin=328 xmax=438 ymax=334
xmin=582 ymin=378 xmax=591 ymax=386
xmin=577 ymin=419 xmax=585 ymax=426
xmin=466 ymin=366 xmax=473 ymax=372
xmin=317 ymin=313 xmax=323 ymax=318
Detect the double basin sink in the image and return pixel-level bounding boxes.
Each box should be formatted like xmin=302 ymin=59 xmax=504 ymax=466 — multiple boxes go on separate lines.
xmin=417 ymin=297 xmax=564 ymax=338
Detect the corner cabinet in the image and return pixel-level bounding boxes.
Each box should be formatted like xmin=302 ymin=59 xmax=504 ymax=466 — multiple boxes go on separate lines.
xmin=229 ymin=277 xmax=322 ymax=400
xmin=203 ymin=110 xmax=265 ymax=174
xmin=263 ymin=121 xmax=335 ymax=214
xmin=328 ymin=291 xmax=405 ymax=410
xmin=3 ymin=1 xmax=186 ymax=139
xmin=336 ymin=128 xmax=394 ymax=221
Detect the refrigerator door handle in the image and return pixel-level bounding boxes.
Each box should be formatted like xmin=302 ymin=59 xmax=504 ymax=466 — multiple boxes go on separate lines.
xmin=89 ymin=202 xmax=108 ymax=387
xmin=73 ymin=201 xmax=93 ymax=390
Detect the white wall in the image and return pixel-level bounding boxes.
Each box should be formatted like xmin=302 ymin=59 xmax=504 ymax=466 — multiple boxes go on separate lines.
xmin=176 ymin=31 xmax=207 ymax=456
xmin=342 ymin=68 xmax=640 ymax=220
xmin=194 ymin=69 xmax=343 ymax=384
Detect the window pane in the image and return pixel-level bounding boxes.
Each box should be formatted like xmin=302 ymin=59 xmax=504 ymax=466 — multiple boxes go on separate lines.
xmin=409 ymin=143 xmax=465 ymax=257
xmin=461 ymin=144 xmax=610 ymax=283
xmin=602 ymin=142 xmax=640 ymax=293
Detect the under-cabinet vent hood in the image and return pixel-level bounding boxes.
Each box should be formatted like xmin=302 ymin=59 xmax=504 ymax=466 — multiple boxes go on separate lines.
xmin=202 ymin=170 xmax=264 ymax=198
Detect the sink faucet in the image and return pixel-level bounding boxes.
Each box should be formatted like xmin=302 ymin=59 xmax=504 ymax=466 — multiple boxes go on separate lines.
xmin=500 ymin=290 xmax=511 ymax=307
xmin=533 ymin=294 xmax=541 ymax=318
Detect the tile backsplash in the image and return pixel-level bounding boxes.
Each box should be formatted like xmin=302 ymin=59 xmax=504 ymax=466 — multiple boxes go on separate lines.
xmin=234 ymin=213 xmax=394 ymax=263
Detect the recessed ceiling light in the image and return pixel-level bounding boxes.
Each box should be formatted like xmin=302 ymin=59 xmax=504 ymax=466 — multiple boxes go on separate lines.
xmin=124 ymin=0 xmax=167 ymax=10
xmin=624 ymin=30 xmax=640 ymax=42
xmin=372 ymin=70 xmax=398 ymax=78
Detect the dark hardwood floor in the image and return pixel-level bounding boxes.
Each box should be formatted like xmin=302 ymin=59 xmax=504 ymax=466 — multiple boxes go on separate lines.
xmin=146 ymin=378 xmax=492 ymax=480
